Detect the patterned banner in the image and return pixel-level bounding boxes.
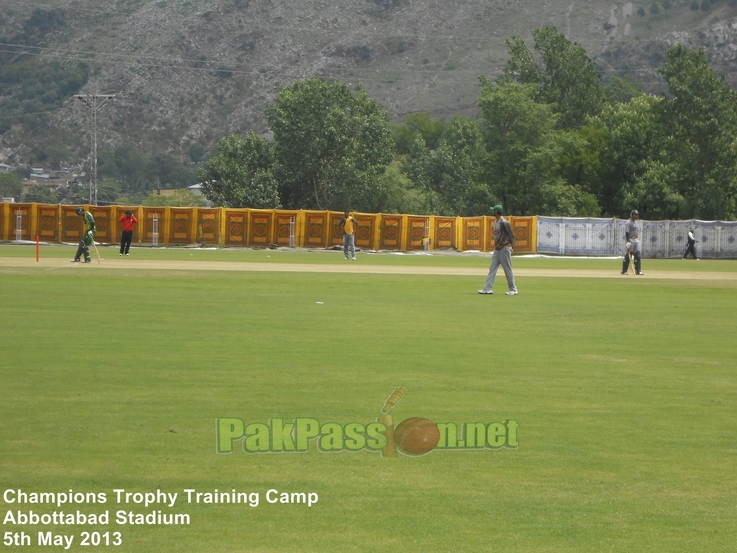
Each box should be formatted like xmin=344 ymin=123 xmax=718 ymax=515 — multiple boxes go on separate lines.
xmin=305 ymin=213 xmax=326 ymax=248
xmin=434 ymin=218 xmax=455 ymax=249
xmin=380 ymin=215 xmax=402 ymax=250
xmin=142 ymin=208 xmax=163 ymax=243
xmin=61 ymin=207 xmax=82 ymax=243
xmin=462 ymin=218 xmax=483 ymax=251
xmin=407 ymin=217 xmax=428 ymax=250
xmin=249 ymin=212 xmax=272 ymax=246
xmin=38 ymin=206 xmax=58 ymax=241
xmin=169 ymin=209 xmax=193 ymax=244
xmin=509 ymin=216 xmax=532 ymax=253
xmin=354 ymin=216 xmax=375 ymax=250
xmin=90 ymin=207 xmax=111 ymax=242
xmin=198 ymin=209 xmax=219 ymax=244
xmin=11 ymin=205 xmax=30 ymax=241
xmin=275 ymin=214 xmax=294 ymax=246
xmin=225 ymin=211 xmax=247 ymax=246
xmin=329 ymin=213 xmax=345 ymax=247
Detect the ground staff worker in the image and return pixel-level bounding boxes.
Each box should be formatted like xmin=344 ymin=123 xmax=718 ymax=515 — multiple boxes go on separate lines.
xmin=119 ymin=210 xmax=138 ymax=256
xmin=71 ymin=207 xmax=96 ymax=263
xmin=621 ymin=209 xmax=644 ymax=275
xmin=479 ymin=205 xmax=518 ymax=296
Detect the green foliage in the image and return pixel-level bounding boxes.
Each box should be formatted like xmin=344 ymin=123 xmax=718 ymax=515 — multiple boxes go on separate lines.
xmin=657 ymin=45 xmax=737 ymax=219
xmin=480 ymin=80 xmax=570 ymax=216
xmin=20 ymin=8 xmax=66 ymax=43
xmin=403 ymin=116 xmax=489 ymax=215
xmin=142 ymin=189 xmax=209 ymax=207
xmin=266 ymin=79 xmax=393 ymax=211
xmin=197 ymin=132 xmax=280 ymax=208
xmin=97 ymin=144 xmax=196 ymax=197
xmin=41 ymin=145 xmax=70 ymax=168
xmin=188 ymin=144 xmax=205 ymax=164
xmin=595 ymin=95 xmax=664 ymax=217
xmin=392 ymin=111 xmax=447 ymax=155
xmin=603 ymin=75 xmax=645 ymax=104
xmin=55 ymin=180 xmax=87 ymax=205
xmin=0 ymin=59 xmax=89 ymax=134
xmin=0 ymin=173 xmax=23 ymax=198
xmin=22 ymin=184 xmax=56 ymax=204
xmin=97 ymin=181 xmax=123 ymax=206
xmin=373 ymin=160 xmax=426 ymax=214
xmin=505 ymin=27 xmax=603 ymax=129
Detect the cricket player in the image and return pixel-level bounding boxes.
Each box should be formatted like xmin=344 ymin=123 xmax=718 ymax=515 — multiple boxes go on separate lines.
xmin=339 ymin=210 xmax=358 ymax=261
xmin=683 ymin=227 xmax=699 ymax=260
xmin=621 ymin=209 xmax=644 ymax=275
xmin=478 ymin=205 xmax=518 ymax=296
xmin=71 ymin=206 xmax=96 ymax=263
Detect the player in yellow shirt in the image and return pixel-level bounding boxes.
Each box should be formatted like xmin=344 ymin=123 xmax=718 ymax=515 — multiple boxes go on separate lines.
xmin=339 ymin=210 xmax=358 ymax=261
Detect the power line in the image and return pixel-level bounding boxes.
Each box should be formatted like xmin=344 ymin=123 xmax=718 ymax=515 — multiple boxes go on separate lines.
xmin=4 ymin=0 xmax=734 ymax=44
xmin=75 ymin=93 xmax=115 ymax=205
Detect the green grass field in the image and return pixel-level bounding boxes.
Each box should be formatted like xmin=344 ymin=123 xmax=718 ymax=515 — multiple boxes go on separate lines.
xmin=1 ymin=245 xmax=736 ymax=552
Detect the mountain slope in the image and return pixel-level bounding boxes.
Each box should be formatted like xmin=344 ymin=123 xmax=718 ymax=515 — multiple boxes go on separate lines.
xmin=1 ymin=0 xmax=736 ymax=164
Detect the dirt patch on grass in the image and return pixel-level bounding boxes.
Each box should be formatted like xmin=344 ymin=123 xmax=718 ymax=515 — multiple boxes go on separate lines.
xmin=2 ymin=257 xmax=736 ymax=281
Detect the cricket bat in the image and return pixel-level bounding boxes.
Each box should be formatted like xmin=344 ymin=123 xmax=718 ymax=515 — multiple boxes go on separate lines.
xmin=91 ymin=241 xmax=101 ymax=264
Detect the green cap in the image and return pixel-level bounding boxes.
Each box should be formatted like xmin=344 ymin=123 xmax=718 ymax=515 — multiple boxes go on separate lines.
xmin=491 ymin=205 xmax=503 ymax=214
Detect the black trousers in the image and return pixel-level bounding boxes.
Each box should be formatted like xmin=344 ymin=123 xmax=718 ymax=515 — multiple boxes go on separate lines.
xmin=683 ymin=243 xmax=697 ymax=259
xmin=120 ymin=230 xmax=133 ymax=254
xmin=622 ymin=251 xmax=641 ymax=273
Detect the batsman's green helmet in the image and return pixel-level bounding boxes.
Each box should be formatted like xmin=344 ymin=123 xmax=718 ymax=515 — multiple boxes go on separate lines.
xmin=76 ymin=207 xmax=84 ymax=215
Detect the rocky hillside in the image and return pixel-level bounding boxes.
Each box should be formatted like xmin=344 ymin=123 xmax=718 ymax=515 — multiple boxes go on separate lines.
xmin=1 ymin=0 xmax=737 ymax=165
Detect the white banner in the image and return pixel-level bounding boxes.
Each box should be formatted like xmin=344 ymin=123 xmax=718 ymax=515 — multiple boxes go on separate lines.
xmin=537 ymin=217 xmax=737 ymax=258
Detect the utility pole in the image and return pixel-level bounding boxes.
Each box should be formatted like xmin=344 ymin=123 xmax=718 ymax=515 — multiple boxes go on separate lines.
xmin=75 ymin=93 xmax=115 ymax=205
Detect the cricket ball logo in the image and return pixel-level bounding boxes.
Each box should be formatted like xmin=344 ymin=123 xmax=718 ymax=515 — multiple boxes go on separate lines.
xmin=379 ymin=386 xmax=441 ymax=457
xmin=216 ymin=387 xmax=518 ymax=456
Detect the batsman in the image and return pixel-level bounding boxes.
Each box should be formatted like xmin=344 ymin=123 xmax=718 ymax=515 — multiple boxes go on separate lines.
xmin=621 ymin=209 xmax=644 ymax=275
xmin=71 ymin=206 xmax=96 ymax=263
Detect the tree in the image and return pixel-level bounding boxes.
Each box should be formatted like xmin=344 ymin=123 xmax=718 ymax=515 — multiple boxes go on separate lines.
xmin=373 ymin=160 xmax=426 ymax=214
xmin=142 ymin=189 xmax=208 ymax=207
xmin=266 ymin=79 xmax=393 ymax=211
xmin=22 ymin=184 xmax=55 ymax=203
xmin=595 ymin=94 xmax=674 ymax=218
xmin=55 ymin=179 xmax=87 ymax=205
xmin=97 ymin=181 xmax=122 ymax=205
xmin=392 ymin=111 xmax=447 ymax=155
xmin=603 ymin=75 xmax=645 ymax=104
xmin=0 ymin=173 xmax=22 ymax=198
xmin=42 ymin=144 xmax=70 ymax=168
xmin=403 ymin=116 xmax=489 ymax=215
xmin=657 ymin=45 xmax=737 ymax=219
xmin=197 ymin=132 xmax=280 ymax=208
xmin=504 ymin=27 xmax=603 ymax=129
xmin=479 ymin=80 xmax=569 ymax=215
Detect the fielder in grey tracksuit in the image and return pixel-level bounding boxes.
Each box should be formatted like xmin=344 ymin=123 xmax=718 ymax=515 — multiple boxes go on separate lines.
xmin=480 ymin=206 xmax=518 ymax=295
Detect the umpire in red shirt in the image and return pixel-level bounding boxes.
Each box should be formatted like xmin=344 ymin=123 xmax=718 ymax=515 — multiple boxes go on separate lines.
xmin=119 ymin=210 xmax=138 ymax=256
